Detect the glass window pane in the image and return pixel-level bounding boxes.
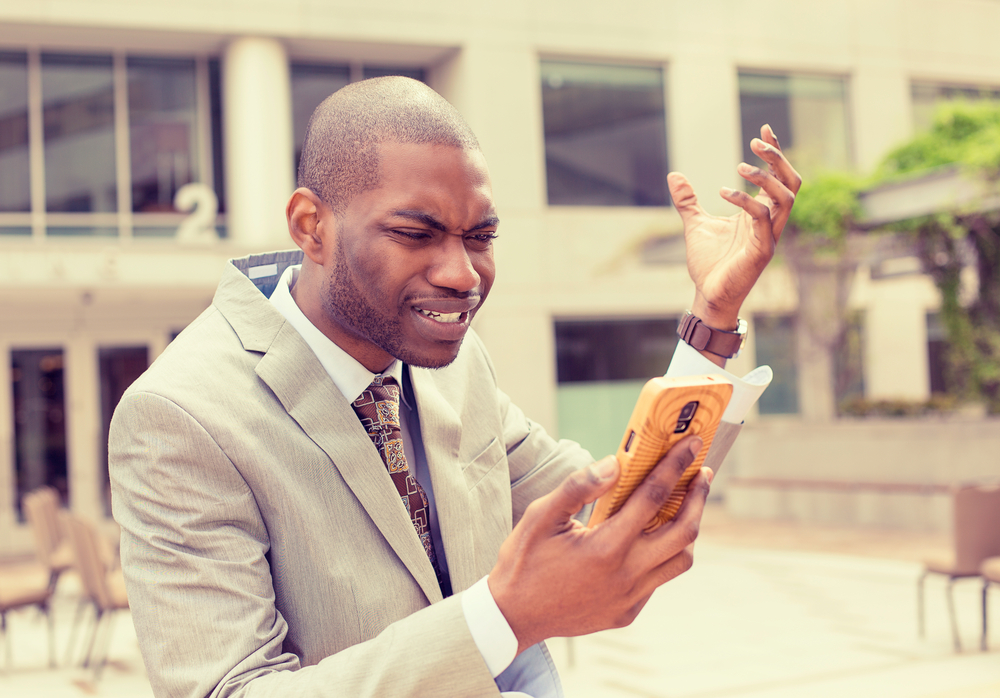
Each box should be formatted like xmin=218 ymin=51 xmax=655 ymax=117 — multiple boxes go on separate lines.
xmin=209 ymin=58 xmax=226 ymax=216
xmin=291 ymin=63 xmax=350 ymax=174
xmin=362 ymin=66 xmax=425 ymax=82
xmin=12 ymin=349 xmax=68 ymax=519
xmin=128 ymin=57 xmax=198 ymax=214
xmin=541 ymin=61 xmax=669 ymax=207
xmin=926 ymin=311 xmax=950 ymax=394
xmin=99 ymin=346 xmax=148 ymax=516
xmin=754 ymin=314 xmax=799 ymax=414
xmin=555 ymin=318 xmax=678 ymax=383
xmin=911 ymin=82 xmax=1000 ymax=133
xmin=739 ymin=71 xmax=851 ymax=180
xmin=41 ymin=53 xmax=117 ymax=214
xmin=0 ymin=52 xmax=30 ymax=212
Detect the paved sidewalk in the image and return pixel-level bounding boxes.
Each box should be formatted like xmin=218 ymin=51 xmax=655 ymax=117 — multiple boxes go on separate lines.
xmin=1 ymin=508 xmax=996 ymax=697
xmin=549 ymin=543 xmax=1000 ymax=698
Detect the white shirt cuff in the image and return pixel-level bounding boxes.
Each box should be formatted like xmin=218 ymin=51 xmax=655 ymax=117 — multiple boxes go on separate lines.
xmin=462 ymin=575 xmax=518 ymax=678
xmin=665 ymin=341 xmax=773 ymax=424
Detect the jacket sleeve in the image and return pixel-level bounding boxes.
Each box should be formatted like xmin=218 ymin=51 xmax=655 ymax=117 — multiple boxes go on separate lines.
xmin=110 ymin=390 xmax=501 ymax=698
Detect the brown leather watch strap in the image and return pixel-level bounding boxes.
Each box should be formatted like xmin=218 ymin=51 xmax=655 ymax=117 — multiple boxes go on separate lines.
xmin=677 ymin=312 xmax=747 ymax=359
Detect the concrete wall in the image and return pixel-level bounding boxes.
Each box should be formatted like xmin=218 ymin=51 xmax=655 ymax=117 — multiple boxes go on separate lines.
xmin=723 ymin=416 xmax=1000 ymax=533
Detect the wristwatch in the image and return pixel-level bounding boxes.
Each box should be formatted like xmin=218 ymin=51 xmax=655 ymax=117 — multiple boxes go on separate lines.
xmin=677 ymin=311 xmax=747 ymax=359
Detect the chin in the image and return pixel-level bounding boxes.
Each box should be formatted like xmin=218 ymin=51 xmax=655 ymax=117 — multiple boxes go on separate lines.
xmin=396 ymin=341 xmax=464 ymax=370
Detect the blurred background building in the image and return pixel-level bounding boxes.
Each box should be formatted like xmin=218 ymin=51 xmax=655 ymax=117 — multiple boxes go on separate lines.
xmin=2 ymin=0 xmax=999 ymax=556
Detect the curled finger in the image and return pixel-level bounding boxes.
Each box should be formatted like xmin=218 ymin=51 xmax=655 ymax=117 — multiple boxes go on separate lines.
xmin=751 ymin=134 xmax=802 ymax=196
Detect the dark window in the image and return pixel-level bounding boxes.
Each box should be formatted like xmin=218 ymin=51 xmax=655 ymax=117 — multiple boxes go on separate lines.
xmin=834 ymin=310 xmax=865 ymax=406
xmin=555 ymin=318 xmax=678 ymax=383
xmin=927 ymin=311 xmax=950 ymax=394
xmin=541 ymin=61 xmax=668 ymax=207
xmin=11 ymin=349 xmax=68 ymax=518
xmin=41 ymin=53 xmax=117 ymax=213
xmin=739 ymin=72 xmax=851 ymax=182
xmin=209 ymin=58 xmax=226 ymax=215
xmin=754 ymin=314 xmax=799 ymax=414
xmin=912 ymin=82 xmax=1000 ymax=133
xmin=128 ymin=57 xmax=199 ymax=214
xmin=362 ymin=66 xmax=425 ymax=82
xmin=290 ymin=63 xmax=427 ymax=176
xmin=290 ymin=62 xmax=351 ymax=175
xmin=0 ymin=51 xmax=30 ymax=214
xmin=99 ymin=346 xmax=149 ymax=517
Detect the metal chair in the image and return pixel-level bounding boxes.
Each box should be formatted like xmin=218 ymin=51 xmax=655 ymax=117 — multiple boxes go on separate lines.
xmin=65 ymin=515 xmax=129 ymax=679
xmin=981 ymin=556 xmax=1000 ymax=651
xmin=918 ymin=483 xmax=1000 ymax=651
xmin=0 ymin=562 xmax=55 ymax=669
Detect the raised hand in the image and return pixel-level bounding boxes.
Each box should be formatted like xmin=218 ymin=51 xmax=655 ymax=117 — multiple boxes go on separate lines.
xmin=668 ymin=124 xmax=802 ymax=342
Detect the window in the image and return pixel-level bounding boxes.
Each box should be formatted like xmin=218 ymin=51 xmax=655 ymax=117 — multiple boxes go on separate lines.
xmin=739 ymin=72 xmax=851 ymax=180
xmin=555 ymin=318 xmax=678 ymax=382
xmin=541 ymin=60 xmax=669 ymax=207
xmin=834 ymin=311 xmax=865 ymax=407
xmin=99 ymin=346 xmax=149 ymax=516
xmin=753 ymin=314 xmax=799 ymax=414
xmin=912 ymin=82 xmax=1000 ymax=134
xmin=0 ymin=50 xmax=223 ymax=238
xmin=555 ymin=318 xmax=678 ymax=458
xmin=927 ymin=311 xmax=950 ymax=394
xmin=0 ymin=52 xmax=30 ymax=233
xmin=291 ymin=62 xmax=427 ymax=175
xmin=11 ymin=349 xmax=67 ymax=518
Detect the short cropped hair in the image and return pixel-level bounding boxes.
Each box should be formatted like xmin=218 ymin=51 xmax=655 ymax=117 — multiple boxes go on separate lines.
xmin=297 ymin=76 xmax=481 ymax=215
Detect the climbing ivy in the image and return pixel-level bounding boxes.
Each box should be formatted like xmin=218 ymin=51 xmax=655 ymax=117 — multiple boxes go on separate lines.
xmin=792 ymin=100 xmax=1000 ymax=412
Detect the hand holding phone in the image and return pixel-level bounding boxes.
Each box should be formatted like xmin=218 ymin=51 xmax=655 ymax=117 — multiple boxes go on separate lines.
xmin=587 ymin=375 xmax=732 ymax=532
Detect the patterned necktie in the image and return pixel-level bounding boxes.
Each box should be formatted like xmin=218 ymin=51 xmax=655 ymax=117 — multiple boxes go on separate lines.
xmin=351 ymin=375 xmax=450 ymax=596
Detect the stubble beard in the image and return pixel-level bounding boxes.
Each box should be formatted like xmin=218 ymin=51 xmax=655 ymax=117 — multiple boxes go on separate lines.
xmin=323 ymin=246 xmax=462 ymax=370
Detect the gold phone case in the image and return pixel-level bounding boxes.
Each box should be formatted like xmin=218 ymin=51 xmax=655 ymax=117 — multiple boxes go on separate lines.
xmin=587 ymin=375 xmax=733 ymax=532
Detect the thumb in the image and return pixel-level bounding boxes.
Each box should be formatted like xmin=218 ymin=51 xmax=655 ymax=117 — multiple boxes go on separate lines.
xmin=667 ymin=172 xmax=704 ymax=228
xmin=541 ymin=456 xmax=620 ymax=524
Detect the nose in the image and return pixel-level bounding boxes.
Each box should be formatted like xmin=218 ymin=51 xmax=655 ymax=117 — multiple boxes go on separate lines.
xmin=427 ymin=235 xmax=481 ymax=293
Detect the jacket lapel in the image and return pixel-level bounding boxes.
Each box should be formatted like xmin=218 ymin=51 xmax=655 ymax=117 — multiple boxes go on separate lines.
xmin=408 ymin=367 xmax=478 ymax=594
xmin=216 ymin=263 xmax=443 ymax=604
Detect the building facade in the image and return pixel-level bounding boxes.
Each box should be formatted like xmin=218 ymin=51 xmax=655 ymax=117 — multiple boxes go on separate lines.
xmin=4 ymin=0 xmax=1000 ymax=552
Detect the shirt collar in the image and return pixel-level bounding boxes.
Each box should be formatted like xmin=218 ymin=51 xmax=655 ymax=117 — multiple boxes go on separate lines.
xmin=268 ymin=264 xmax=406 ymax=405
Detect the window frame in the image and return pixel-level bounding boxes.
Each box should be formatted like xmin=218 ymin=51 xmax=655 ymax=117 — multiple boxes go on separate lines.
xmin=539 ymin=56 xmax=672 ymax=208
xmin=0 ymin=48 xmax=222 ymax=241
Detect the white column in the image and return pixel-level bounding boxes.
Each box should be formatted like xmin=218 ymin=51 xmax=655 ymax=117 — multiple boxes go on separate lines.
xmin=64 ymin=336 xmax=103 ymax=522
xmin=223 ymin=37 xmax=295 ymax=248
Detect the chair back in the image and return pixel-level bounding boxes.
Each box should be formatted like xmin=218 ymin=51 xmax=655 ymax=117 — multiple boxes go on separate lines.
xmin=66 ymin=516 xmax=114 ymax=611
xmin=953 ymin=483 xmax=1000 ymax=573
xmin=22 ymin=487 xmax=63 ymax=567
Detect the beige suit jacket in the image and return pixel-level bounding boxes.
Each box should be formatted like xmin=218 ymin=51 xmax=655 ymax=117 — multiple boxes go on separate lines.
xmin=110 ymin=254 xmax=595 ymax=697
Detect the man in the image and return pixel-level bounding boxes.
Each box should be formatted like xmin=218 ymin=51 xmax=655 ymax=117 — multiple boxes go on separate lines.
xmin=110 ymin=76 xmax=799 ymax=697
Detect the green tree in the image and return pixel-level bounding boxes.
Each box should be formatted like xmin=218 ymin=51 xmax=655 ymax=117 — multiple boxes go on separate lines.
xmin=872 ymin=101 xmax=1000 ymax=411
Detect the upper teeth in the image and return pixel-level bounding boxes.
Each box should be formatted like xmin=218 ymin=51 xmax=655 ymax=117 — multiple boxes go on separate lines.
xmin=418 ymin=308 xmax=462 ymax=323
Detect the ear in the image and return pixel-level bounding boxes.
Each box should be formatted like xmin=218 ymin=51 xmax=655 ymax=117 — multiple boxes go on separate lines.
xmin=287 ymin=188 xmax=332 ymax=265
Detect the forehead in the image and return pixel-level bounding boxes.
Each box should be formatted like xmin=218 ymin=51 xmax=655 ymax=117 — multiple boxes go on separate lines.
xmin=354 ymin=141 xmax=495 ymax=222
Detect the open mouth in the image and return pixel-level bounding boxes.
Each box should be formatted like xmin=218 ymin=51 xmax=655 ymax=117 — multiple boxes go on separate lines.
xmin=415 ymin=308 xmax=467 ymax=324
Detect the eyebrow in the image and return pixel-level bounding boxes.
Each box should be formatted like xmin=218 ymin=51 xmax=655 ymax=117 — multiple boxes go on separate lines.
xmin=390 ymin=209 xmax=499 ymax=233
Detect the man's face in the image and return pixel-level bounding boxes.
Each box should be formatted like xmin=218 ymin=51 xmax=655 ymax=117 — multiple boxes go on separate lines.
xmin=320 ymin=141 xmax=498 ymax=370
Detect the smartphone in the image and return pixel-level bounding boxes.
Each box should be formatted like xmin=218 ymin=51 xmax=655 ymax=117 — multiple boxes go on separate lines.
xmin=587 ymin=375 xmax=733 ymax=532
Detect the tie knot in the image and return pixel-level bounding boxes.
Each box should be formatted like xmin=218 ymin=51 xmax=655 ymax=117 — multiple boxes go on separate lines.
xmin=353 ymin=376 xmax=401 ymax=430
